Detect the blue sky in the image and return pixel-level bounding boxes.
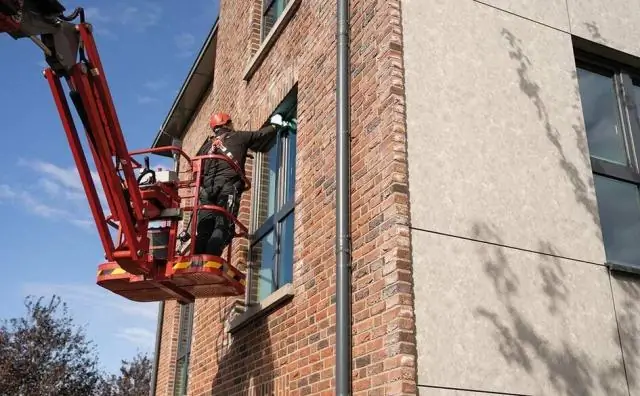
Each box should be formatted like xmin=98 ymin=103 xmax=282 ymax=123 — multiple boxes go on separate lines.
xmin=0 ymin=0 xmax=218 ymax=374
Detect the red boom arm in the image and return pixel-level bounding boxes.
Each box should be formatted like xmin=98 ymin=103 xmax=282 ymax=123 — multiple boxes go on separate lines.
xmin=0 ymin=1 xmax=251 ymax=303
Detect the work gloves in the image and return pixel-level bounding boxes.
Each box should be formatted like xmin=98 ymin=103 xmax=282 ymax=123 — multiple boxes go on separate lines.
xmin=270 ymin=114 xmax=290 ymax=128
xmin=270 ymin=113 xmax=297 ymax=134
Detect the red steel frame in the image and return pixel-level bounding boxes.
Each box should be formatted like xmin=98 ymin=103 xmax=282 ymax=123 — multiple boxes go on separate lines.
xmin=43 ymin=23 xmax=157 ymax=276
xmin=13 ymin=17 xmax=253 ymax=302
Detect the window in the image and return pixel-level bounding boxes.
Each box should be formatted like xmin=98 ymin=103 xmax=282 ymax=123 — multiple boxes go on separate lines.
xmin=173 ymin=303 xmax=194 ymax=396
xmin=262 ymin=0 xmax=290 ymax=41
xmin=249 ymin=87 xmax=297 ymax=302
xmin=575 ymin=53 xmax=640 ymax=273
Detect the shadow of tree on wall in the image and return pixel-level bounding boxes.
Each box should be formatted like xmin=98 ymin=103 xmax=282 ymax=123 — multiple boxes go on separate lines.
xmin=464 ymin=28 xmax=640 ymax=396
xmin=610 ymin=272 xmax=640 ymax=391
xmin=584 ymin=22 xmax=609 ymax=45
xmin=209 ymin=302 xmax=275 ymax=396
xmin=500 ymin=28 xmax=601 ymax=237
xmin=472 ymin=222 xmax=637 ymax=396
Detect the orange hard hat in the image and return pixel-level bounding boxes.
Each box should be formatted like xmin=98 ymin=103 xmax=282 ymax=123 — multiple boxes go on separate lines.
xmin=209 ymin=112 xmax=231 ymax=129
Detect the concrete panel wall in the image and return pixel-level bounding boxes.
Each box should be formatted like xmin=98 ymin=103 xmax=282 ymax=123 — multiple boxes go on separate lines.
xmin=403 ymin=0 xmax=604 ymax=264
xmin=403 ymin=0 xmax=640 ymax=395
xmin=568 ymin=0 xmax=640 ymax=58
xmin=417 ymin=387 xmax=515 ymax=396
xmin=412 ymin=231 xmax=626 ymax=395
xmin=477 ymin=0 xmax=570 ymax=30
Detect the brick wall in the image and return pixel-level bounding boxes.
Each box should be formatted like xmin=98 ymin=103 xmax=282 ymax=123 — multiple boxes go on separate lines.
xmin=154 ymin=0 xmax=418 ymax=394
xmin=154 ymin=301 xmax=180 ymax=395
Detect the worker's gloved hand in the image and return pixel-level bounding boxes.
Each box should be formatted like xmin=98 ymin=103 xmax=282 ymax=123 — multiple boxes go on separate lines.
xmin=270 ymin=114 xmax=290 ymax=128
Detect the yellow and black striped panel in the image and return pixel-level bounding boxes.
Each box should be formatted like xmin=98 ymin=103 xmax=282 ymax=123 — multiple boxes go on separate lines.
xmin=173 ymin=258 xmax=224 ymax=271
xmin=97 ymin=266 xmax=128 ymax=277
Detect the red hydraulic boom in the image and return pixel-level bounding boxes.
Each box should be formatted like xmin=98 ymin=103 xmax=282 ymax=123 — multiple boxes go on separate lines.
xmin=0 ymin=0 xmax=248 ymax=304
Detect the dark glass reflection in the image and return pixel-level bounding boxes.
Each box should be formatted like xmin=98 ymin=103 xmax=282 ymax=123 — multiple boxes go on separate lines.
xmin=255 ymin=144 xmax=278 ymax=226
xmin=594 ymin=175 xmax=640 ymax=266
xmin=262 ymin=0 xmax=289 ymax=39
xmin=577 ymin=67 xmax=627 ymax=165
xmin=255 ymin=231 xmax=276 ymax=301
xmin=285 ymin=131 xmax=297 ymax=204
xmin=278 ymin=212 xmax=295 ymax=286
xmin=632 ymin=82 xmax=640 ymax=126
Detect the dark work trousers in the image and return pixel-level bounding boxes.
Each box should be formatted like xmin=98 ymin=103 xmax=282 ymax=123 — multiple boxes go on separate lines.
xmin=194 ymin=185 xmax=240 ymax=256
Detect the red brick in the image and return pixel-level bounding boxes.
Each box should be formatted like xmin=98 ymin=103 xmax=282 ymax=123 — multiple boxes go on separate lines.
xmin=153 ymin=0 xmax=419 ymax=394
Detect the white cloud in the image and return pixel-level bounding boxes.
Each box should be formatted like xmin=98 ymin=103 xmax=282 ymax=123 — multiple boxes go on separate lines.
xmin=137 ymin=95 xmax=158 ymax=104
xmin=0 ymin=182 xmax=87 ymax=226
xmin=21 ymin=159 xmax=82 ymax=190
xmin=1 ymin=159 xmax=112 ymax=229
xmin=83 ymin=7 xmax=117 ymax=40
xmin=119 ymin=3 xmax=163 ymax=31
xmin=69 ymin=219 xmax=93 ymax=229
xmin=0 ymin=184 xmax=17 ymax=199
xmin=19 ymin=158 xmax=107 ymax=207
xmin=115 ymin=327 xmax=156 ymax=349
xmin=84 ymin=7 xmax=111 ymax=23
xmin=82 ymin=4 xmax=162 ymax=37
xmin=22 ymin=282 xmax=159 ymax=321
xmin=144 ymin=78 xmax=168 ymax=91
xmin=174 ymin=32 xmax=196 ymax=58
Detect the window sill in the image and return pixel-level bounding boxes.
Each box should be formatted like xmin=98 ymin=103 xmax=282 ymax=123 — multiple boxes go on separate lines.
xmin=606 ymin=260 xmax=640 ymax=276
xmin=228 ymin=283 xmax=294 ymax=333
xmin=243 ymin=0 xmax=301 ymax=82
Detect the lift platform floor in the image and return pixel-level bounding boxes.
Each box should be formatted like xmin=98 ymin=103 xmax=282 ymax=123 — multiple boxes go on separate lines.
xmin=96 ymin=255 xmax=246 ymax=302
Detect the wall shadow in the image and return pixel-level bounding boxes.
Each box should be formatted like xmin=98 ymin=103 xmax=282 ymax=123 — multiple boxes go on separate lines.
xmin=472 ymin=222 xmax=636 ymax=396
xmin=464 ymin=26 xmax=640 ymax=396
xmin=210 ymin=302 xmax=275 ymax=396
xmin=610 ymin=271 xmax=640 ymax=391
xmin=500 ymin=28 xmax=602 ymax=239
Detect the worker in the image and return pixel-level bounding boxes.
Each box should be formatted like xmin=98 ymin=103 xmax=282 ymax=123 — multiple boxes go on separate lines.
xmin=193 ymin=111 xmax=291 ymax=257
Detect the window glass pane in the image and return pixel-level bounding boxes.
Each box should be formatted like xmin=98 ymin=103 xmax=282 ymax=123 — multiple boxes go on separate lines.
xmin=254 ymin=231 xmax=276 ymax=300
xmin=577 ymin=67 xmax=628 ymax=165
xmin=594 ymin=175 xmax=640 ymax=266
xmin=278 ymin=211 xmax=294 ymax=286
xmin=285 ymin=132 xmax=297 ymax=204
xmin=632 ymin=81 xmax=640 ymax=125
xmin=262 ymin=4 xmax=277 ymax=39
xmin=174 ymin=356 xmax=189 ymax=396
xmin=176 ymin=303 xmax=192 ymax=356
xmin=262 ymin=0 xmax=288 ymax=39
xmin=276 ymin=0 xmax=288 ymax=15
xmin=255 ymin=145 xmax=278 ymax=227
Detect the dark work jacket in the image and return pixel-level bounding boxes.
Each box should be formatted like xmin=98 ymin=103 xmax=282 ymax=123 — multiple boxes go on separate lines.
xmin=197 ymin=125 xmax=279 ymax=200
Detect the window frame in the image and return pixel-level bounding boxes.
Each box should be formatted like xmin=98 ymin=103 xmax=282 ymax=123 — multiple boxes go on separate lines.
xmin=173 ymin=302 xmax=194 ymax=396
xmin=248 ymin=87 xmax=298 ymax=303
xmin=261 ymin=0 xmax=289 ymax=41
xmin=575 ymin=50 xmax=640 ymax=273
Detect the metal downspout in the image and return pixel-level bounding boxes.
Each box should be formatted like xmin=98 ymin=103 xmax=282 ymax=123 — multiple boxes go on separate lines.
xmin=149 ymin=301 xmax=164 ymax=396
xmin=336 ymin=0 xmax=352 ymax=394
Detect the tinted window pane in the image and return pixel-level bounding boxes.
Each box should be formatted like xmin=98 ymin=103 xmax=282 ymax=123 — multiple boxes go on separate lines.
xmin=632 ymin=82 xmax=640 ymax=124
xmin=254 ymin=231 xmax=276 ymax=300
xmin=262 ymin=0 xmax=288 ymax=39
xmin=174 ymin=356 xmax=189 ymax=396
xmin=285 ymin=132 xmax=297 ymax=204
xmin=255 ymin=145 xmax=278 ymax=226
xmin=577 ymin=67 xmax=627 ymax=165
xmin=278 ymin=211 xmax=294 ymax=286
xmin=594 ymin=175 xmax=640 ymax=266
